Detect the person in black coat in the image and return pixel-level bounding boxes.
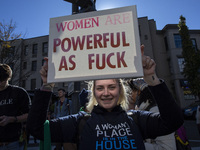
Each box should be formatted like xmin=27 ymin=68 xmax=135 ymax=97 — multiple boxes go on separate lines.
xmin=27 ymin=46 xmax=184 ymax=150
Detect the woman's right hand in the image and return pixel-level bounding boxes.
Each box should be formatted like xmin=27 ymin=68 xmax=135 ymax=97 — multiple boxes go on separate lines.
xmin=40 ymin=57 xmax=48 ymax=84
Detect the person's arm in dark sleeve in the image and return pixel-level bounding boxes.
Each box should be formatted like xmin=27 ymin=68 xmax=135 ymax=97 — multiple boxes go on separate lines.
xmin=148 ymin=81 xmax=184 ymax=133
xmin=27 ymin=89 xmax=52 ymax=140
xmin=27 ymin=88 xmax=85 ymax=143
xmin=134 ymin=81 xmax=184 ymax=139
xmin=138 ymin=45 xmax=184 ymax=139
xmin=50 ymin=112 xmax=84 ymax=143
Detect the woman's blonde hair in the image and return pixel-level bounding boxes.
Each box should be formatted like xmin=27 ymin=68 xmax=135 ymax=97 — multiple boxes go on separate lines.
xmin=86 ymin=79 xmax=129 ymax=113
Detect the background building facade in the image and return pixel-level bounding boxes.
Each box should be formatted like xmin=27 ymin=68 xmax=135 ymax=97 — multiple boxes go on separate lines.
xmin=11 ymin=16 xmax=199 ymax=111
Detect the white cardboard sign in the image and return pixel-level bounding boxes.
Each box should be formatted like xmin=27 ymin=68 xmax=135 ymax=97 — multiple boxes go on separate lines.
xmin=48 ymin=5 xmax=143 ymax=83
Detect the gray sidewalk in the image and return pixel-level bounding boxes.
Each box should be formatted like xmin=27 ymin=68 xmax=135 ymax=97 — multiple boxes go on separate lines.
xmin=184 ymin=120 xmax=200 ymax=149
xmin=27 ymin=136 xmax=56 ymax=150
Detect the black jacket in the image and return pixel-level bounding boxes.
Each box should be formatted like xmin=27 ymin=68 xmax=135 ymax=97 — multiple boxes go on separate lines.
xmin=27 ymin=82 xmax=184 ymax=150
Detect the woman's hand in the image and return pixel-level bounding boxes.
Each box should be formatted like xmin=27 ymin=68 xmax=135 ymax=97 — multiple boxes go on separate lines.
xmin=40 ymin=57 xmax=55 ymax=91
xmin=40 ymin=57 xmax=48 ymax=84
xmin=141 ymin=45 xmax=160 ymax=86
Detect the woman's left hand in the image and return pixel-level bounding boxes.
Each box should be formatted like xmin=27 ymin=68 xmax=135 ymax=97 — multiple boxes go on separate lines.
xmin=141 ymin=45 xmax=160 ymax=86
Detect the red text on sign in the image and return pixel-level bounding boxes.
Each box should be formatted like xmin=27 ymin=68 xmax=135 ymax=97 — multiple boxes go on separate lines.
xmin=88 ymin=51 xmax=127 ymax=70
xmin=53 ymin=32 xmax=129 ymax=53
xmin=105 ymin=12 xmax=131 ymax=25
xmin=59 ymin=55 xmax=76 ymax=71
xmin=56 ymin=17 xmax=99 ymax=32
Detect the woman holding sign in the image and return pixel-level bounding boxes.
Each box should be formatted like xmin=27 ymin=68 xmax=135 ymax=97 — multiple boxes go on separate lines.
xmin=27 ymin=46 xmax=184 ymax=150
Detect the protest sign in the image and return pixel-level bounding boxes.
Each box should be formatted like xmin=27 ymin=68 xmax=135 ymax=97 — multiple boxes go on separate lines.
xmin=48 ymin=5 xmax=143 ymax=83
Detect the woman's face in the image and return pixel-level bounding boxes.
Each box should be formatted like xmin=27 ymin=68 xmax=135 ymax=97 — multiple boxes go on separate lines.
xmin=94 ymin=79 xmax=120 ymax=112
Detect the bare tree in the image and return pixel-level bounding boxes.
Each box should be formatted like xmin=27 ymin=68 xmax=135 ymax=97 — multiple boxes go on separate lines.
xmin=0 ymin=19 xmax=31 ymax=85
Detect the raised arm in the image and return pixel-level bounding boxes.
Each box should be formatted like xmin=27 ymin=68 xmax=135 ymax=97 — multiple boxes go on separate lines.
xmin=27 ymin=57 xmax=54 ymax=140
xmin=40 ymin=57 xmax=55 ymax=91
xmin=136 ymin=45 xmax=184 ymax=138
xmin=141 ymin=45 xmax=160 ymax=86
xmin=27 ymin=58 xmax=81 ymax=142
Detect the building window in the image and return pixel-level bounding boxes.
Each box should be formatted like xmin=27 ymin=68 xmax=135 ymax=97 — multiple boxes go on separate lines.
xmin=22 ymin=80 xmax=26 ymax=88
xmin=32 ymin=44 xmax=38 ymax=57
xmin=178 ymin=58 xmax=185 ymax=73
xmin=31 ymin=79 xmax=36 ymax=90
xmin=31 ymin=61 xmax=37 ymax=71
xmin=42 ymin=42 xmax=48 ymax=56
xmin=9 ymin=46 xmax=15 ymax=57
xmin=174 ymin=34 xmax=182 ymax=48
xmin=23 ymin=62 xmax=27 ymax=70
xmin=63 ymin=82 xmax=68 ymax=87
xmin=24 ymin=45 xmax=28 ymax=56
xmin=54 ymin=83 xmax=58 ymax=88
xmin=191 ymin=38 xmax=197 ymax=51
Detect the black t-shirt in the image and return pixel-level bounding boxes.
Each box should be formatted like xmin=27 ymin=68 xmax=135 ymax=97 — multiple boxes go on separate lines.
xmin=0 ymin=85 xmax=31 ymax=142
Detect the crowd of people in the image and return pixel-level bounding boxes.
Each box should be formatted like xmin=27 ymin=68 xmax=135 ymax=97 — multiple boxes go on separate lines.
xmin=1 ymin=45 xmax=197 ymax=150
xmin=26 ymin=45 xmax=184 ymax=150
xmin=126 ymin=78 xmax=177 ymax=150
